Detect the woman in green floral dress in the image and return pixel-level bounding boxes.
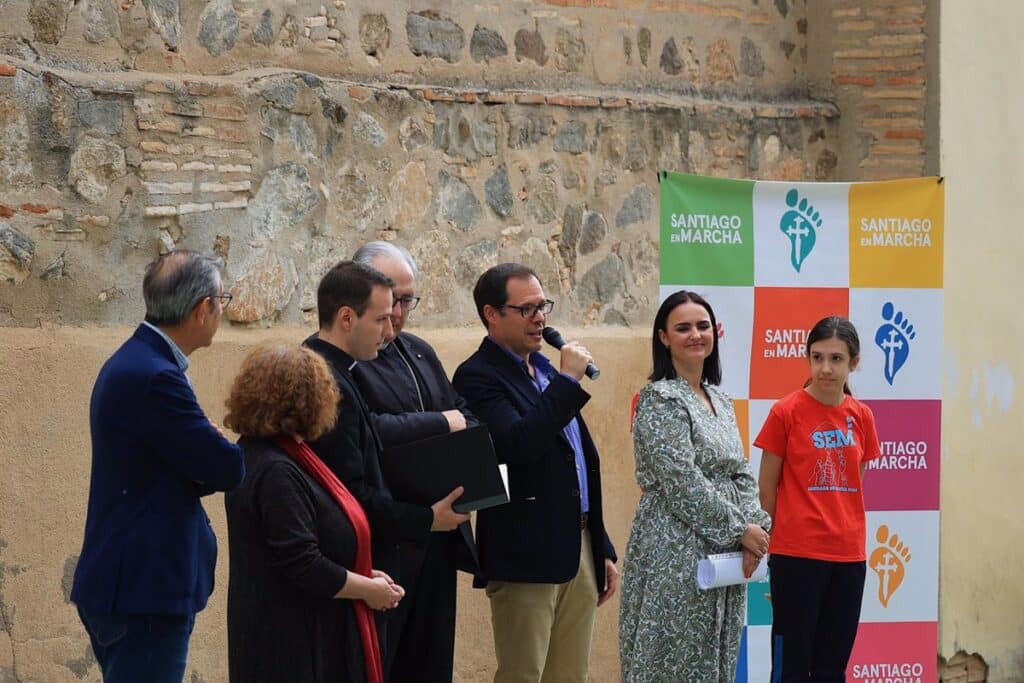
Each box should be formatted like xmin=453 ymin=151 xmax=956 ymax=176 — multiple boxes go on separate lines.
xmin=619 ymin=290 xmax=772 ymax=682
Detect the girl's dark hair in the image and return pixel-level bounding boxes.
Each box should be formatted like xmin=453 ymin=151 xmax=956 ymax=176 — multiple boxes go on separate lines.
xmin=650 ymin=290 xmax=722 ymax=385
xmin=805 ymin=315 xmax=860 ymax=395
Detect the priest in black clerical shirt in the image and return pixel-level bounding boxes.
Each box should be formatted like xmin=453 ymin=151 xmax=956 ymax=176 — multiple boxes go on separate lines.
xmin=304 ymin=259 xmax=469 ymax=681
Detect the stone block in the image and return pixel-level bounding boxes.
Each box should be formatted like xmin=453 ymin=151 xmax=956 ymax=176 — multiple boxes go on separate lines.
xmin=226 ymin=249 xmax=297 ymax=323
xmin=706 ymin=38 xmax=737 ymax=84
xmin=359 ymin=13 xmax=389 ymax=56
xmin=579 ymin=253 xmax=624 ymax=305
xmin=471 ymin=26 xmax=507 ymax=62
xmin=352 ymin=112 xmax=387 ymax=147
xmin=29 ymin=0 xmax=72 ymax=44
xmin=203 ymin=103 xmax=246 ymax=121
xmin=214 ymin=197 xmax=249 ymax=210
xmin=79 ymin=99 xmax=124 ymax=135
xmin=200 ymin=180 xmax=250 ymax=193
xmin=485 ymin=165 xmax=514 ymax=219
xmin=69 ymin=136 xmax=127 ymax=203
xmin=199 ymin=0 xmax=239 ymax=56
xmin=177 ymin=202 xmax=214 ymax=214
xmin=0 ymin=221 xmax=35 ymax=283
xmin=164 ymin=100 xmax=203 ymax=118
xmin=554 ymin=120 xmax=587 ymax=154
xmin=435 ymin=171 xmax=481 ymax=231
xmin=144 ymin=181 xmax=193 ymax=194
xmin=143 ymin=0 xmax=181 ymax=50
xmin=407 ymin=11 xmax=465 ymax=63
xmin=546 ymin=95 xmax=600 ymax=108
xmin=514 ymin=28 xmax=547 ymax=66
xmin=615 ymin=184 xmax=655 ymax=228
xmin=247 ymin=162 xmax=318 ymax=241
xmin=141 ymin=160 xmax=177 ymax=171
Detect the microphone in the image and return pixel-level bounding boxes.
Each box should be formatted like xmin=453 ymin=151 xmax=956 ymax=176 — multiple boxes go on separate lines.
xmin=542 ymin=326 xmax=600 ymax=380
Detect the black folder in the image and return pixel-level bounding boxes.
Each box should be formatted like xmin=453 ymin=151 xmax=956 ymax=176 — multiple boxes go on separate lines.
xmin=379 ymin=425 xmax=509 ymax=513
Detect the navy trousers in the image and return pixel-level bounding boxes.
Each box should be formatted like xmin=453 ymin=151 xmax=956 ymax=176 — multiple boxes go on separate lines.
xmin=769 ymin=554 xmax=866 ymax=683
xmin=77 ymin=605 xmax=195 ymax=683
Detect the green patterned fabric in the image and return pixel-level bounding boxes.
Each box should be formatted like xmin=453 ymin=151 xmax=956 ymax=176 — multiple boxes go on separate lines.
xmin=619 ymin=379 xmax=771 ymax=682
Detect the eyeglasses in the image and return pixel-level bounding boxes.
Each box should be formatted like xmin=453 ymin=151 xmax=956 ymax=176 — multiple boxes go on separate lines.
xmin=503 ymin=299 xmax=554 ymax=319
xmin=393 ymin=296 xmax=421 ymax=312
xmin=212 ymin=293 xmax=233 ymax=308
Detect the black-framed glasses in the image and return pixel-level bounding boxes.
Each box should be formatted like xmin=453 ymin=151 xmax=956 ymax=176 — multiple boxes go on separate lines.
xmin=503 ymin=299 xmax=554 ymax=318
xmin=212 ymin=293 xmax=233 ymax=308
xmin=394 ymin=295 xmax=421 ymax=312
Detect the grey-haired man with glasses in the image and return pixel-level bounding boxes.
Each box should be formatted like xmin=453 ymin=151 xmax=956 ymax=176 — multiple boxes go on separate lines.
xmin=351 ymin=241 xmax=479 ymax=682
xmin=71 ymin=250 xmax=243 ymax=683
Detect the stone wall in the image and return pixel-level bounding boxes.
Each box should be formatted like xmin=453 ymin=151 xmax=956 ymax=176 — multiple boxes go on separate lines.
xmin=0 ymin=0 xmax=843 ymax=329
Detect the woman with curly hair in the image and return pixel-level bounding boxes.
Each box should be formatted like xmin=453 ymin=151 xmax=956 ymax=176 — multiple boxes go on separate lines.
xmin=223 ymin=345 xmax=404 ymax=683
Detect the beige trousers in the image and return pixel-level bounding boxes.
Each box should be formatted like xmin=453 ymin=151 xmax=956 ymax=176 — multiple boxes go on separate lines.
xmin=485 ymin=530 xmax=599 ymax=683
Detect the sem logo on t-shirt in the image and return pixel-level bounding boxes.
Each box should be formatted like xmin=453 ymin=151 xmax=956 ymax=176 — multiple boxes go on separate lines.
xmin=807 ymin=417 xmax=859 ymax=493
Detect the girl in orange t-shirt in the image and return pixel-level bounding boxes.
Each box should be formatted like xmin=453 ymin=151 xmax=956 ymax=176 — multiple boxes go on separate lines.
xmin=754 ymin=316 xmax=881 ymax=682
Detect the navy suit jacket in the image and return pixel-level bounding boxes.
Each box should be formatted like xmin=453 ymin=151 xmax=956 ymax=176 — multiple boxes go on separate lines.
xmin=453 ymin=337 xmax=616 ymax=591
xmin=71 ymin=324 xmax=244 ymax=616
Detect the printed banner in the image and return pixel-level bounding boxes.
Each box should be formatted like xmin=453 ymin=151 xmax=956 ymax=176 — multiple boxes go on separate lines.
xmin=658 ymin=171 xmax=943 ymax=683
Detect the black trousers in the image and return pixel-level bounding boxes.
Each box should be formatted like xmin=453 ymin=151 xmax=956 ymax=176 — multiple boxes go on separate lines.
xmin=769 ymin=554 xmax=866 ymax=683
xmin=386 ymin=531 xmax=462 ymax=683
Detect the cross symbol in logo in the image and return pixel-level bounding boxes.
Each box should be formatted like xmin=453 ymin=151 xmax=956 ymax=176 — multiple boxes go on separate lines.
xmin=785 ymin=221 xmax=811 ymax=259
xmin=880 ymin=329 xmax=905 ymax=381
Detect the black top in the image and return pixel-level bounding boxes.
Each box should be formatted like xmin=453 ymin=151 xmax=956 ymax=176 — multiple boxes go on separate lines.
xmin=304 ymin=335 xmax=433 ymax=578
xmin=225 ymin=436 xmax=363 ymax=683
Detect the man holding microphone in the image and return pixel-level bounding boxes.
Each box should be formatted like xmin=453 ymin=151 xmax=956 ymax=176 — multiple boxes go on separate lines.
xmin=453 ymin=263 xmax=618 ymax=683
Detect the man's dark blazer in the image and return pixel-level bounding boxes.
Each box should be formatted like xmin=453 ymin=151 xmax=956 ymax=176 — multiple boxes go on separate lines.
xmin=304 ymin=335 xmax=433 ymax=578
xmin=71 ymin=324 xmax=245 ymax=617
xmin=452 ymin=336 xmax=616 ymax=593
xmin=352 ymin=331 xmax=479 ymax=572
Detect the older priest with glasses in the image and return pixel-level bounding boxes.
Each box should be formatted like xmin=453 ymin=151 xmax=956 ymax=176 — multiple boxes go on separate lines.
xmin=350 ymin=241 xmax=481 ymax=682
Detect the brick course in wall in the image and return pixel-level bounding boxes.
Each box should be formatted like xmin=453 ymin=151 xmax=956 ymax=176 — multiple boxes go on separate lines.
xmin=827 ymin=1 xmax=930 ymax=180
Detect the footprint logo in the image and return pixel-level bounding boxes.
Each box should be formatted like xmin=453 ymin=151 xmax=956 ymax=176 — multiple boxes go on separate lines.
xmin=779 ymin=189 xmax=822 ymax=272
xmin=868 ymin=524 xmax=912 ymax=608
xmin=875 ymin=302 xmax=916 ymax=385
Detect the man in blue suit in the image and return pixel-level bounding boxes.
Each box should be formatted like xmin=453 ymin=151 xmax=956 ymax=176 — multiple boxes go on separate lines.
xmin=453 ymin=263 xmax=619 ymax=683
xmin=71 ymin=250 xmax=245 ymax=683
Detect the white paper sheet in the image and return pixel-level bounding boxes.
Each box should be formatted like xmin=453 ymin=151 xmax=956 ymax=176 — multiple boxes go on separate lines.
xmin=498 ymin=464 xmax=509 ymax=498
xmin=697 ymin=551 xmax=768 ymax=590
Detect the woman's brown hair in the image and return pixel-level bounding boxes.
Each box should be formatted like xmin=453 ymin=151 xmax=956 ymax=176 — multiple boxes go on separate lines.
xmin=224 ymin=345 xmax=340 ymax=441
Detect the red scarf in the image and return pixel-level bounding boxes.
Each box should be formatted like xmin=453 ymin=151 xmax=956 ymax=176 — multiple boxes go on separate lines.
xmin=275 ymin=436 xmax=383 ymax=683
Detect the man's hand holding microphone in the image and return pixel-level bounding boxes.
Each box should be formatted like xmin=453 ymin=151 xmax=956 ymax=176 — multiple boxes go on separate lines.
xmin=543 ymin=327 xmax=600 ymax=381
